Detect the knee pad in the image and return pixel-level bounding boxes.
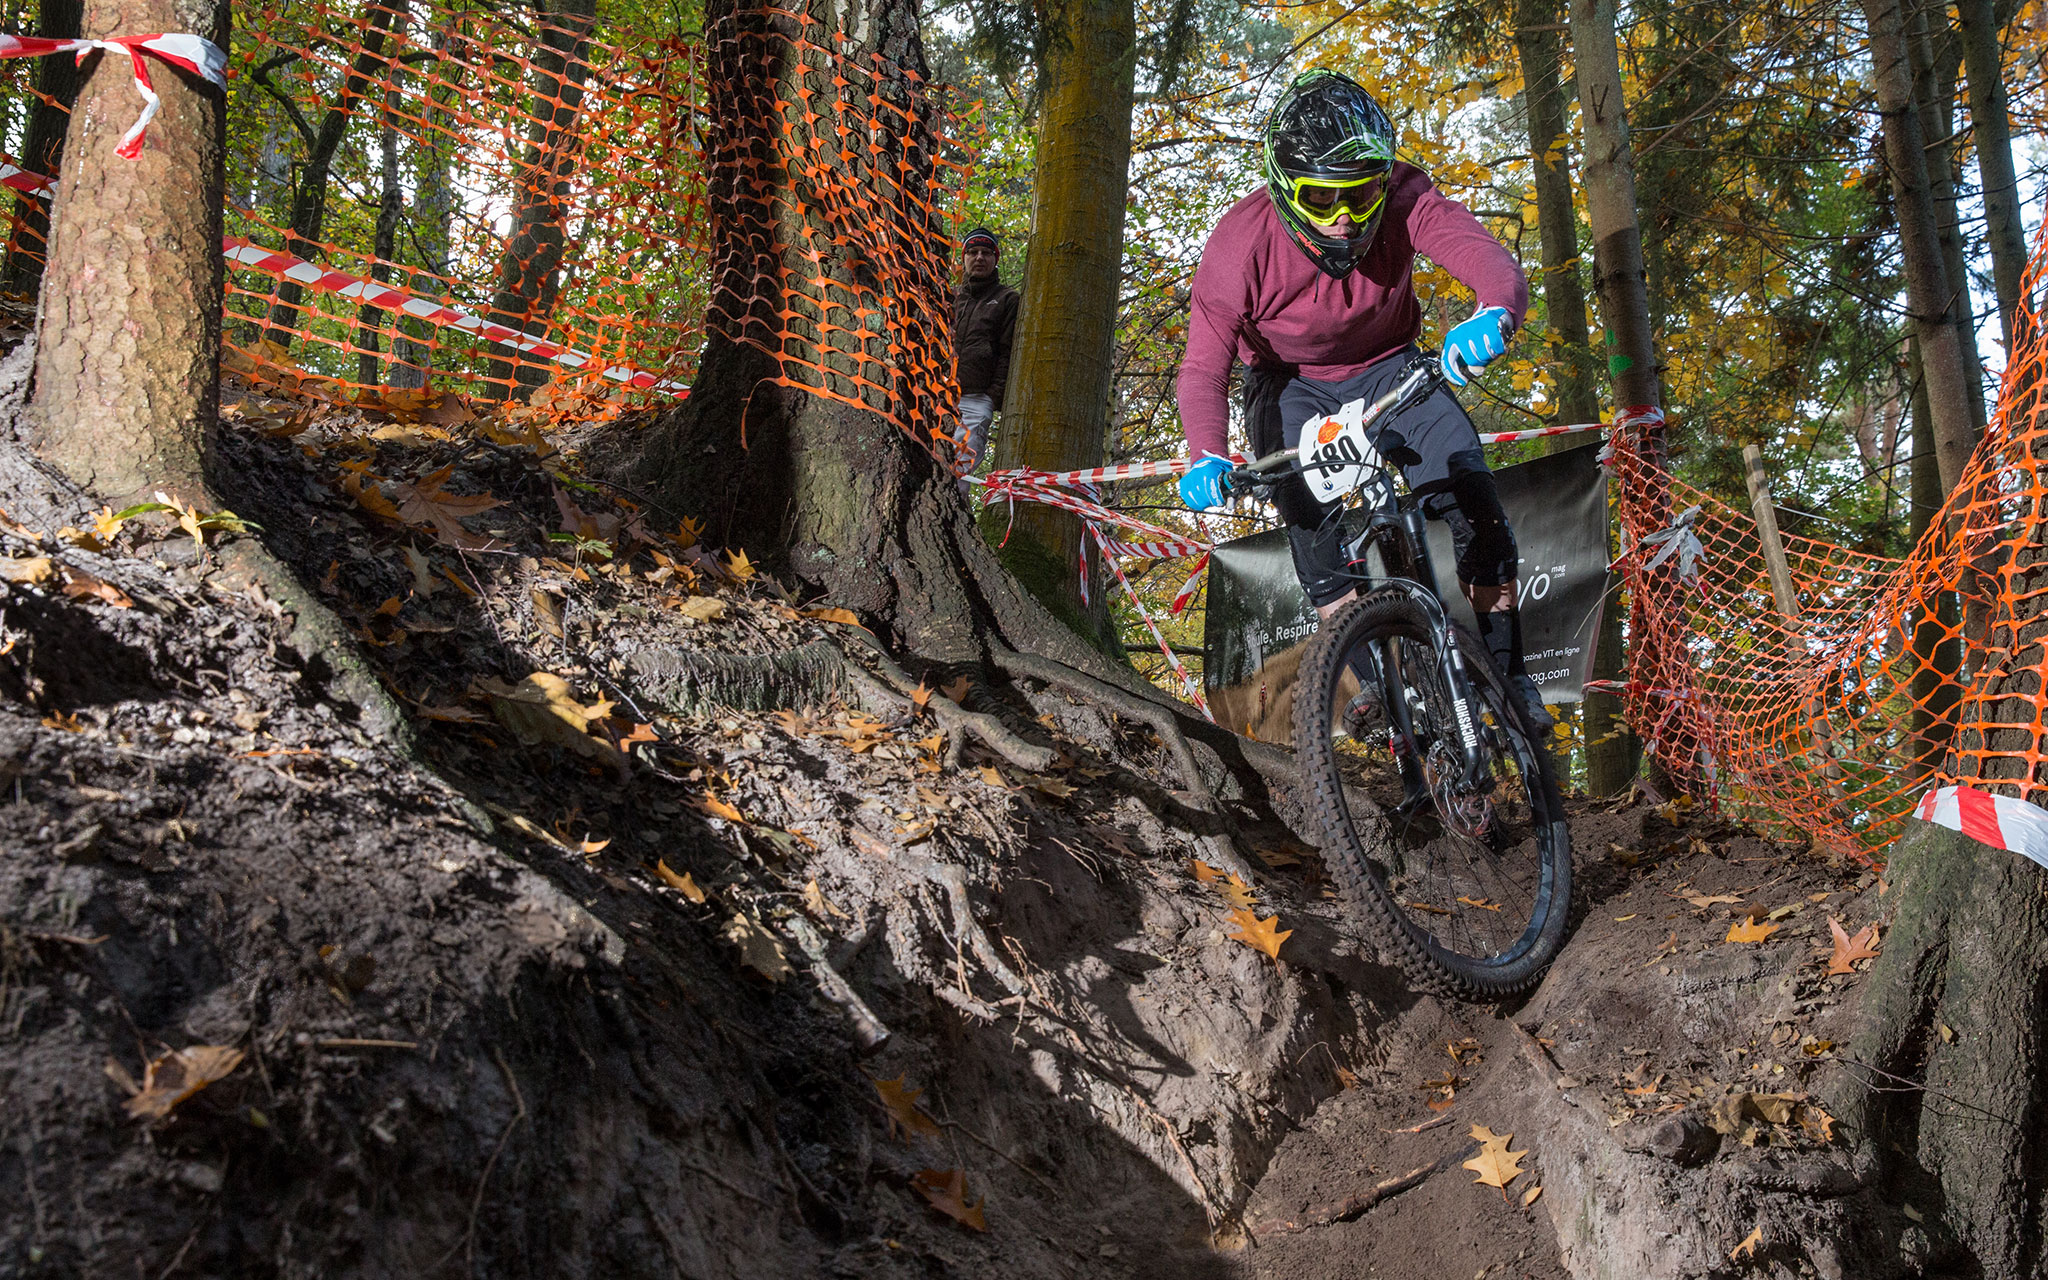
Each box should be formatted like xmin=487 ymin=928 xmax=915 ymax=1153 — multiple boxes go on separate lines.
xmin=1286 ymin=522 xmax=1355 ymax=607
xmin=1426 ymin=472 xmax=1517 ymax=587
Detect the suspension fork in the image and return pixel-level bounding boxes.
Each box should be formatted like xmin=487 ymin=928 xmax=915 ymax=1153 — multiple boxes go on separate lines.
xmin=1358 ymin=575 xmax=1490 ymax=789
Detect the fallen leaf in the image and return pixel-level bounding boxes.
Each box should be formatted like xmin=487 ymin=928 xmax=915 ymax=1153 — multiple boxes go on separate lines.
xmin=655 ymin=860 xmax=706 ymax=902
xmin=1680 ymin=892 xmax=1743 ymax=908
xmin=1027 ymin=775 xmax=1075 ymax=798
xmin=390 ymin=465 xmax=502 ymax=551
xmin=872 ymin=1075 xmax=941 ymax=1139
xmin=375 ymin=595 xmax=403 ymax=618
xmin=910 ymin=1168 xmax=987 ymax=1232
xmin=619 ymin=722 xmax=659 ymax=747
xmin=530 ymin=587 xmax=564 ymax=636
xmin=122 ymin=1044 xmax=245 ymax=1120
xmin=1726 ymin=916 xmax=1780 ymax=944
xmin=59 ymin=566 xmax=133 ymax=608
xmin=340 ymin=463 xmax=403 ymax=521
xmin=0 ymin=555 xmax=54 ymax=584
xmin=401 ymin=546 xmax=444 ymax=598
xmin=1219 ymin=873 xmax=1257 ymax=910
xmin=474 ymin=672 xmax=619 ymax=762
xmin=802 ymin=878 xmax=849 ymax=919
xmin=1225 ymin=907 xmax=1291 ymax=961
xmin=976 ymin=765 xmax=1008 ymax=788
xmin=677 ymin=595 xmax=726 ymax=622
xmin=722 ymin=912 xmax=791 ymax=981
xmin=908 ymin=681 xmax=933 ymax=708
xmin=56 ymin=524 xmax=107 ymax=553
xmin=1469 ymin=1124 xmax=1508 ymax=1145
xmin=1826 ymin=917 xmax=1881 ymax=975
xmin=941 ymin=676 xmax=971 ymax=703
xmin=577 ymin=836 xmax=610 ymax=855
xmin=1608 ymin=842 xmax=1641 ymax=867
xmin=41 ymin=710 xmax=86 ymax=733
xmin=803 ymin=606 xmax=860 ymax=626
xmin=1191 ymin=860 xmax=1224 ymax=884
xmin=1522 ymin=1184 xmax=1543 ymax=1207
xmin=724 ymin=548 xmax=757 ymax=581
xmin=1729 ymin=1224 xmax=1763 ymax=1260
xmin=1463 ymin=1133 xmax=1528 ymax=1191
xmin=695 ymin=793 xmax=744 ymax=822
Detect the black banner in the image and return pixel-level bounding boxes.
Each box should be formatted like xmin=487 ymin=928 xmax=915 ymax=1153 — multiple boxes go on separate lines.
xmin=1203 ymin=442 xmax=1609 ymax=706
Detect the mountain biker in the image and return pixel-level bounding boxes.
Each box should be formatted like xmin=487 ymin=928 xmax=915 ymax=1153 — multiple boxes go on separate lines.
xmin=1175 ymin=67 xmax=1552 ymax=731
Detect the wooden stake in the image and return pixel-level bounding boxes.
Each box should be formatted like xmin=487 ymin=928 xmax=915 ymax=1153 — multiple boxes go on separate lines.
xmin=1742 ymin=444 xmax=1848 ymax=799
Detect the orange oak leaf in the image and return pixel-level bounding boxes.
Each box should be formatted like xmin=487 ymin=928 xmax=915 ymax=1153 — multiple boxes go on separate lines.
xmin=1726 ymin=916 xmax=1780 ymax=944
xmin=694 ymin=793 xmax=744 ymax=822
xmin=871 ymin=1075 xmax=941 ymax=1140
xmin=654 ymin=860 xmax=705 ymax=903
xmin=1190 ymin=859 xmax=1224 ymax=884
xmin=803 ymin=605 xmax=860 ymax=626
xmin=390 ymin=465 xmax=503 ymax=551
xmin=1729 ymin=1224 xmax=1763 ymax=1260
xmin=1826 ymin=917 xmax=1881 ymax=975
xmin=1463 ymin=1131 xmax=1528 ymax=1192
xmin=1225 ymin=907 xmax=1291 ymax=961
xmin=911 ymin=1168 xmax=987 ymax=1232
xmin=121 ymin=1045 xmax=245 ymax=1120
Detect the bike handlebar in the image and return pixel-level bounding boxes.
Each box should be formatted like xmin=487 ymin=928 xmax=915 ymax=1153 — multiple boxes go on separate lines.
xmin=1224 ymin=352 xmax=1444 ymax=494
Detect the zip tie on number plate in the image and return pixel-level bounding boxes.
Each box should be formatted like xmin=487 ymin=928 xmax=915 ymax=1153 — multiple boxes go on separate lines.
xmin=0 ymin=33 xmax=227 ymax=160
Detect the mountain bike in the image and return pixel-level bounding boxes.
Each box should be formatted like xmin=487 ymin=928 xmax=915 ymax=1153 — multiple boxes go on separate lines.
xmin=1224 ymin=353 xmax=1571 ymax=999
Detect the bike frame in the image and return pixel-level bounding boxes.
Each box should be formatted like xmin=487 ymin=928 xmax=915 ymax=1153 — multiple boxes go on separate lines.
xmin=1228 ymin=355 xmax=1494 ymax=790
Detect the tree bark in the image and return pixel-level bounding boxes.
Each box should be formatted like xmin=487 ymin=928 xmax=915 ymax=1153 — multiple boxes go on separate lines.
xmin=30 ymin=0 xmax=227 ymax=506
xmin=1863 ymin=0 xmax=1982 ymax=494
xmin=358 ymin=0 xmax=409 ymax=386
xmin=1957 ymin=0 xmax=2027 ymax=350
xmin=480 ymin=0 xmax=598 ymax=401
xmin=1571 ymin=0 xmax=1665 ymax=792
xmin=1907 ymin=0 xmax=1987 ymax=435
xmin=1906 ymin=335 xmax=1961 ymax=779
xmin=1518 ymin=0 xmax=1632 ymax=795
xmin=0 ymin=0 xmax=83 ymax=298
xmin=984 ymin=0 xmax=1136 ymax=630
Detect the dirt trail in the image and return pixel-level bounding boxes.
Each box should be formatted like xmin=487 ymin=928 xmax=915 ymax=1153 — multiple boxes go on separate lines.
xmin=0 ymin=378 xmax=1895 ymax=1279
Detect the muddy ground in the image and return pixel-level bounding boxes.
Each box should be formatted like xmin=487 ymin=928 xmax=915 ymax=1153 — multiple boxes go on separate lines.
xmin=0 ymin=378 xmax=1895 ymax=1279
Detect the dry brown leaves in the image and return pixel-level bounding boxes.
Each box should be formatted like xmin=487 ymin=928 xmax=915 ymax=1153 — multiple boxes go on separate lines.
xmin=1462 ymin=1124 xmax=1530 ymax=1195
xmin=911 ymin=1168 xmax=987 ymax=1232
xmin=1826 ymin=917 xmax=1881 ymax=975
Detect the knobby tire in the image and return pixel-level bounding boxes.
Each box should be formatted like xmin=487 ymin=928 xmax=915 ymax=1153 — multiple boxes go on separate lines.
xmin=1292 ymin=593 xmax=1571 ymax=1000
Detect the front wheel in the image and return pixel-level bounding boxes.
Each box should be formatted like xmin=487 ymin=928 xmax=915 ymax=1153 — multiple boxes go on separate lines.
xmin=1292 ymin=593 xmax=1571 ymax=999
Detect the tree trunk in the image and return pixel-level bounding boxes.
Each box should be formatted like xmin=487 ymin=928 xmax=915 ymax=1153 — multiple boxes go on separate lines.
xmin=1906 ymin=335 xmax=1962 ymax=779
xmin=1571 ymin=0 xmax=1666 ymax=792
xmin=621 ymin=0 xmax=1117 ymax=683
xmin=390 ymin=24 xmax=459 ymax=389
xmin=1908 ymin=0 xmax=1987 ymax=435
xmin=480 ymin=0 xmax=598 ymax=401
xmin=30 ymin=0 xmax=227 ymax=506
xmin=258 ymin=0 xmax=400 ymax=349
xmin=0 ymin=0 xmax=82 ymax=298
xmin=1957 ymin=0 xmax=2027 ymax=349
xmin=1863 ymin=0 xmax=1982 ymax=494
xmin=1518 ymin=0 xmax=1632 ymax=795
xmin=358 ymin=0 xmax=409 ymax=387
xmin=984 ymin=0 xmax=1136 ymax=631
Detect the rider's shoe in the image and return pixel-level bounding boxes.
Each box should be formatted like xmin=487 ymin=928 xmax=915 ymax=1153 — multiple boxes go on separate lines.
xmin=1511 ymin=674 xmax=1555 ymax=733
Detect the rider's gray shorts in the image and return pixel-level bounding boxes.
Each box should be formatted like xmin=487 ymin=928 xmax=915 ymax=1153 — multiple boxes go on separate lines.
xmin=1272 ymin=346 xmax=1487 ymax=495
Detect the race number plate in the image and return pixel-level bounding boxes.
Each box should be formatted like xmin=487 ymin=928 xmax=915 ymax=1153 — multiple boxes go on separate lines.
xmin=1297 ymin=398 xmax=1383 ymax=502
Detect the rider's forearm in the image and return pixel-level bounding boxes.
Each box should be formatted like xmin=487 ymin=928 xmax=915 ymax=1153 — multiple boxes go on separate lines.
xmin=1406 ymin=189 xmax=1529 ymax=327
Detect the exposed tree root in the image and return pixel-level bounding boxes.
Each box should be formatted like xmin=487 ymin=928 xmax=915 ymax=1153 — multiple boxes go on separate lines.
xmin=836 ymin=625 xmax=1055 ymax=771
xmin=628 ymin=639 xmax=850 ymax=715
xmin=989 ymin=643 xmax=1258 ymax=880
xmin=784 ymin=914 xmax=891 ymax=1053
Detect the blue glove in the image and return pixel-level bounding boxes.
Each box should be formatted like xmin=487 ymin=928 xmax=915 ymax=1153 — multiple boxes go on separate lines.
xmin=1441 ymin=306 xmax=1514 ymax=387
xmin=1179 ymin=455 xmax=1232 ymax=511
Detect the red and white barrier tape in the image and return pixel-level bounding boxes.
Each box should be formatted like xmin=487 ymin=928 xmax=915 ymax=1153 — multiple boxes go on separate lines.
xmin=1478 ymin=422 xmax=1606 ymax=444
xmin=0 ymin=33 xmax=225 ymax=160
xmin=1090 ymin=524 xmax=1212 ymax=719
xmin=1913 ymin=784 xmax=2048 ymax=871
xmin=0 ymin=158 xmax=52 ymax=196
xmin=222 ymin=238 xmax=691 ymax=395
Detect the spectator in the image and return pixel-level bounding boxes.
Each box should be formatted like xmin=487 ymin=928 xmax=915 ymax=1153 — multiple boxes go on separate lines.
xmin=951 ymin=227 xmax=1020 ymax=481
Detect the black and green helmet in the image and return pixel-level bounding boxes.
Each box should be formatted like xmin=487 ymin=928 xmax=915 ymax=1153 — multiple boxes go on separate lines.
xmin=1264 ymin=69 xmax=1398 ymax=279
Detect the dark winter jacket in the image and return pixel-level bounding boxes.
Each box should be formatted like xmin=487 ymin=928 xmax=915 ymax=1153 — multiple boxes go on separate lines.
xmin=952 ymin=274 xmax=1020 ymax=406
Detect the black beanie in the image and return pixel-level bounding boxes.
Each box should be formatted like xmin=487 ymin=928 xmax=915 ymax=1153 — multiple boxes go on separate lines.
xmin=963 ymin=227 xmax=999 ymax=252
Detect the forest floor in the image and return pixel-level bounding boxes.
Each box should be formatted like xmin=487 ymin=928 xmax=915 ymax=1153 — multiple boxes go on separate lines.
xmin=0 ymin=373 xmax=1892 ymax=1279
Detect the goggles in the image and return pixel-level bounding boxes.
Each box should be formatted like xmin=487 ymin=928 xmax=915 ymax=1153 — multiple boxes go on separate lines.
xmin=1282 ymin=172 xmax=1388 ymax=230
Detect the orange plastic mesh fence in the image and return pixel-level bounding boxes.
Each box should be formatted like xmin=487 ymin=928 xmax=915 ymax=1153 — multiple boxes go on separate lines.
xmin=0 ymin=0 xmax=973 ymax=439
xmin=1609 ymin=236 xmax=2048 ymax=860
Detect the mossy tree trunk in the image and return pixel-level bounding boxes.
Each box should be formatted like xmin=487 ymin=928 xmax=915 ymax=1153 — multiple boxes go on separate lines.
xmin=30 ymin=0 xmax=228 ymax=507
xmin=983 ymin=0 xmax=1135 ymax=638
xmin=623 ymin=0 xmax=1124 ymax=680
